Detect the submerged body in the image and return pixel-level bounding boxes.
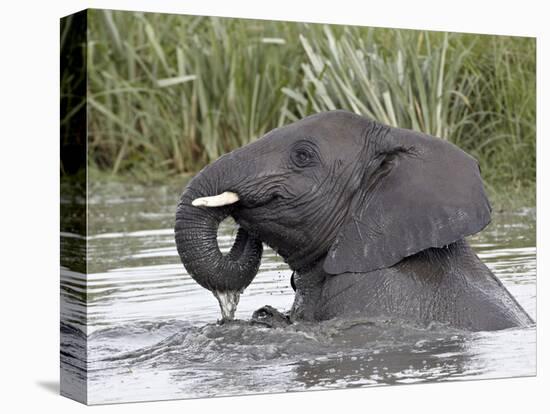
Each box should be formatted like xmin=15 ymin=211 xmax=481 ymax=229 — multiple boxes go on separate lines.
xmin=288 ymin=240 xmax=532 ymax=331
xmin=175 ymin=110 xmax=533 ymax=331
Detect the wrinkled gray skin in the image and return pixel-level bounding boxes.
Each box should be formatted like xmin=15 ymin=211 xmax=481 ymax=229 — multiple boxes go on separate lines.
xmin=175 ymin=110 xmax=533 ymax=331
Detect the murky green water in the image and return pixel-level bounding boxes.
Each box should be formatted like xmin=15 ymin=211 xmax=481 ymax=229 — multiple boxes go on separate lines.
xmin=61 ymin=182 xmax=536 ymax=404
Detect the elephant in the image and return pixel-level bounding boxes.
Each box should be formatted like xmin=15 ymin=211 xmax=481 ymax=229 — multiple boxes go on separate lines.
xmin=175 ymin=110 xmax=533 ymax=331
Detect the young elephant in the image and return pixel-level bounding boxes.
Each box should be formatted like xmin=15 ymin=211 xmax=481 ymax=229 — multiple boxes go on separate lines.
xmin=175 ymin=110 xmax=533 ymax=331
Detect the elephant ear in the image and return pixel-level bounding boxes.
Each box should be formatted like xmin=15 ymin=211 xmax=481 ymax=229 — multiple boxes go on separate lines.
xmin=323 ymin=127 xmax=492 ymax=275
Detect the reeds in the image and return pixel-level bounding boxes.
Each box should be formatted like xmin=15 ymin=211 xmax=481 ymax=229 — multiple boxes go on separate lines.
xmin=85 ymin=10 xmax=535 ymax=191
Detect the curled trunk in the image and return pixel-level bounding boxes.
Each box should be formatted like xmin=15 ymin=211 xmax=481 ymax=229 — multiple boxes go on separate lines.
xmin=174 ymin=187 xmax=263 ymax=296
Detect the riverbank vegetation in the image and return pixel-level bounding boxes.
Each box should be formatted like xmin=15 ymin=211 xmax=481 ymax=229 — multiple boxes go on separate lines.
xmin=82 ymin=10 xmax=535 ymax=199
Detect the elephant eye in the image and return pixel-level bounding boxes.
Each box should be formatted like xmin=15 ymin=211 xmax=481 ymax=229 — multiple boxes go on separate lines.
xmin=291 ymin=143 xmax=316 ymax=168
xmin=296 ymin=150 xmax=311 ymax=163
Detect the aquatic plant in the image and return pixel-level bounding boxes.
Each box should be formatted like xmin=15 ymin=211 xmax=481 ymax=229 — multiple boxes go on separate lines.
xmin=85 ymin=10 xmax=535 ymax=194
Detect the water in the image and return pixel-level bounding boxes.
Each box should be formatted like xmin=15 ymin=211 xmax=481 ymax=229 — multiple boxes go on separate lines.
xmin=60 ymin=182 xmax=536 ymax=404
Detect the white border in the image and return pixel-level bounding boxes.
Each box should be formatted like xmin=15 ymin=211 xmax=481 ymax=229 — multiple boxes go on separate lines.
xmin=0 ymin=1 xmax=547 ymax=413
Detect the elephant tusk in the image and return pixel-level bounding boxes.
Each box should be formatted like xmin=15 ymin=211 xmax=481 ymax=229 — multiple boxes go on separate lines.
xmin=192 ymin=191 xmax=240 ymax=207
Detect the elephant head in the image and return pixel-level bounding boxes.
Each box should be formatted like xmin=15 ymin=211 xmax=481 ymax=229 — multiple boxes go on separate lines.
xmin=175 ymin=110 xmax=491 ymax=320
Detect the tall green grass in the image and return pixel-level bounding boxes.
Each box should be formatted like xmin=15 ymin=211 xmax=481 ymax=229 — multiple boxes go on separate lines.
xmin=87 ymin=11 xmax=304 ymax=178
xmin=86 ymin=10 xmax=535 ymax=192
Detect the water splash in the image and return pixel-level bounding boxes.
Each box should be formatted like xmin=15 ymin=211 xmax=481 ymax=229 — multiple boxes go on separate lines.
xmin=213 ymin=290 xmax=241 ymax=321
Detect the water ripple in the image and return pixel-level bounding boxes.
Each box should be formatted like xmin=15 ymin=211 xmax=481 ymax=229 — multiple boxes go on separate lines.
xmin=61 ymin=184 xmax=536 ymax=404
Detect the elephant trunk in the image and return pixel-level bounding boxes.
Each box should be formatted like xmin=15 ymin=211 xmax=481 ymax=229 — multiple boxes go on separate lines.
xmin=174 ymin=163 xmax=263 ymax=320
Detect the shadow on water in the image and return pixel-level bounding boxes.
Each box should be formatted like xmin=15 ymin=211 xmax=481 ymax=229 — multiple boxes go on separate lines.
xmin=60 ymin=182 xmax=536 ymax=404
